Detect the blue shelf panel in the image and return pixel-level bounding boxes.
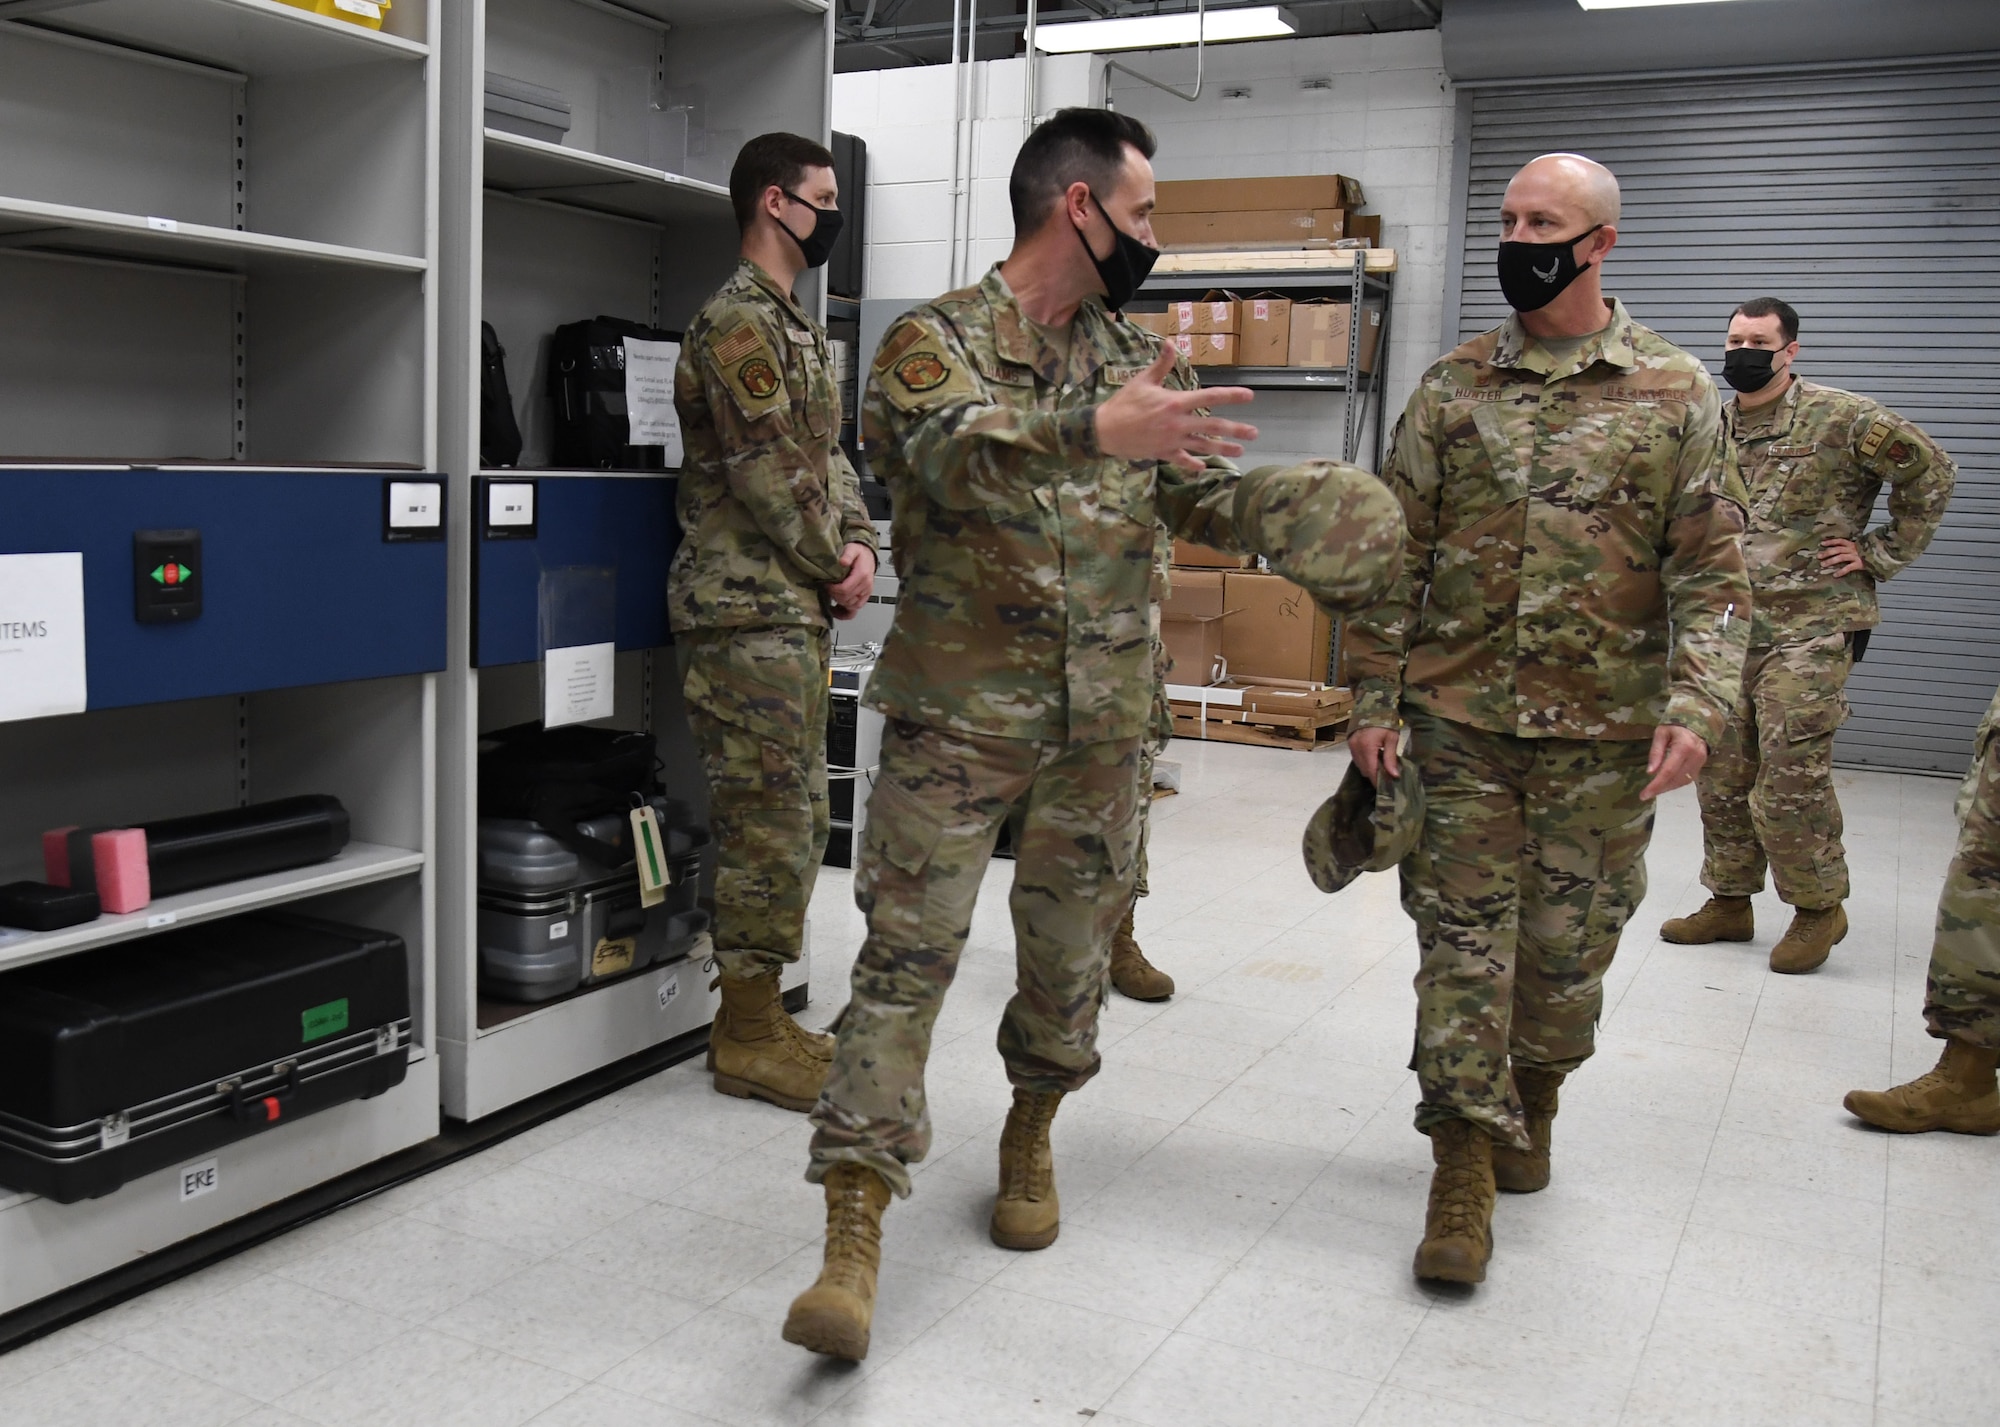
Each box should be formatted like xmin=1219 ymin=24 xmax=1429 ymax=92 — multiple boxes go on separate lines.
xmin=472 ymin=475 xmax=680 ymax=668
xmin=0 ymin=467 xmax=447 ymax=710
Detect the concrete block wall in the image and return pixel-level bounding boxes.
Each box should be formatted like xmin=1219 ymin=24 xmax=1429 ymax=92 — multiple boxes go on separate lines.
xmin=833 ymin=30 xmax=1459 ymax=470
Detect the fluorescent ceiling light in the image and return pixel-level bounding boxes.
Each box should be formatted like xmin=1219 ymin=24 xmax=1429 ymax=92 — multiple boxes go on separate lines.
xmin=1577 ymin=0 xmax=1769 ymax=8
xmin=1032 ymin=6 xmax=1297 ymax=54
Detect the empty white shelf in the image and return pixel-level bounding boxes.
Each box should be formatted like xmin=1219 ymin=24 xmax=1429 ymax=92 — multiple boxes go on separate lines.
xmin=0 ymin=194 xmax=428 ymax=274
xmin=9 ymin=0 xmax=427 ymax=76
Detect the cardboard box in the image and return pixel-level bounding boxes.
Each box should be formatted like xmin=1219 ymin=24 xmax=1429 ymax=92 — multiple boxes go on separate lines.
xmin=1187 ymin=332 xmax=1238 ymax=366
xmin=1172 ymin=538 xmax=1254 ymax=570
xmin=1159 ymin=292 xmax=1238 ymax=335
xmin=1288 ymin=301 xmax=1382 ymax=373
xmin=1123 ymin=308 xmax=1176 ymax=338
xmin=1154 ymin=175 xmax=1364 ymax=215
xmin=1221 ymin=571 xmax=1335 ymax=683
xmin=1237 ymin=294 xmax=1292 ymax=366
xmin=1152 ymin=208 xmax=1374 ymax=249
xmin=1161 ymin=571 xmax=1232 ymax=685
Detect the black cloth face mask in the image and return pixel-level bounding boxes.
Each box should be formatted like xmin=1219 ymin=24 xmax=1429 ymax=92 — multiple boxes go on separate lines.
xmin=780 ymin=191 xmax=844 ymax=269
xmin=1497 ymin=224 xmax=1603 ymax=313
xmin=1074 ymin=191 xmax=1160 ymax=312
xmin=1723 ymin=346 xmax=1784 ymax=393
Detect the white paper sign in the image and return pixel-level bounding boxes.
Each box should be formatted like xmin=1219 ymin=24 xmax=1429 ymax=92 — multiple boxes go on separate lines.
xmin=623 ymin=337 xmax=684 ymax=467
xmin=657 ymin=974 xmax=679 ymax=1011
xmin=178 ymin=1157 xmax=219 ymax=1202
xmin=0 ymin=552 xmax=87 ymax=723
xmin=544 ymin=640 xmax=615 ymax=729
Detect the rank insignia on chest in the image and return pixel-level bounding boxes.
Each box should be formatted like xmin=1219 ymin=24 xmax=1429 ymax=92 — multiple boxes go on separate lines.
xmin=895 ymin=351 xmax=951 ymax=392
xmin=738 ymin=356 xmax=781 ymax=399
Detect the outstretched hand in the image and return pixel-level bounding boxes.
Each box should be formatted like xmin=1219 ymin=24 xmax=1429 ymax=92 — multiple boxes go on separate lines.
xmin=1095 ymin=342 xmax=1258 ymax=473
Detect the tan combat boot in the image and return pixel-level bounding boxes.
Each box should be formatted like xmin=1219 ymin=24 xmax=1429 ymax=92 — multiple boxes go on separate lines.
xmin=782 ymin=1163 xmax=893 ymax=1360
xmin=1844 ymin=1040 xmax=2000 ymax=1135
xmin=709 ymin=970 xmax=833 ymax=1112
xmin=1493 ymin=1065 xmax=1564 ymax=1194
xmin=1660 ymin=896 xmax=1755 ymax=945
xmin=1769 ymin=904 xmax=1848 ymax=974
xmin=990 ymin=1087 xmax=1064 ymax=1250
xmin=1413 ymin=1119 xmax=1496 ymax=1284
xmin=1109 ymin=900 xmax=1174 ymax=1002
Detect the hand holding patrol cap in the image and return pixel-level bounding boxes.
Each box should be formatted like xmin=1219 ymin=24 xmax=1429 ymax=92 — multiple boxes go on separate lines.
xmin=1232 ymin=461 xmax=1405 ymax=614
xmin=1303 ymin=753 xmax=1424 ymax=894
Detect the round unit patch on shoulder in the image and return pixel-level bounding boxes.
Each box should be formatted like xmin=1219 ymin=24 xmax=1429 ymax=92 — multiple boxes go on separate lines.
xmin=738 ymin=356 xmax=780 ymax=399
xmin=895 ymin=351 xmax=950 ymax=392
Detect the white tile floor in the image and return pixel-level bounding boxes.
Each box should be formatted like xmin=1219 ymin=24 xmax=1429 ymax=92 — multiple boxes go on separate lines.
xmin=5 ymin=741 xmax=1996 ymax=1427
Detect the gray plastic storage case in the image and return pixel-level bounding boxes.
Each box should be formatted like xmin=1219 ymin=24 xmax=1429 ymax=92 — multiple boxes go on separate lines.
xmin=476 ymin=816 xmax=704 ymax=1003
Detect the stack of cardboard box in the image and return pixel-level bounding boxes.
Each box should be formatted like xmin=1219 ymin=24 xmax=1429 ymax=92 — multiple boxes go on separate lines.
xmin=1158 ymin=542 xmax=1354 ymax=750
xmin=1128 ymin=292 xmax=1382 ymax=372
xmin=1149 ymin=175 xmax=1379 ymax=251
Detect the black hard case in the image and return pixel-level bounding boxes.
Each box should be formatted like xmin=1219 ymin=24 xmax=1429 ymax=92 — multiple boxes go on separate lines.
xmin=0 ymin=911 xmax=410 ymax=1203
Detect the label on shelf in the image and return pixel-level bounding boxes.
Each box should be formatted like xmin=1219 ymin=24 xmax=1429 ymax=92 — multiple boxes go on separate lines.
xmin=335 ymin=0 xmax=383 ymax=15
xmin=0 ymin=552 xmax=87 ymax=724
xmin=543 ymin=641 xmax=614 ymax=729
xmin=178 ymin=1158 xmax=220 ymax=1203
xmin=549 ymin=919 xmax=569 ymax=941
xmin=623 ymin=338 xmax=684 ymax=467
xmin=488 ymin=482 xmax=535 ymax=529
xmin=657 ymin=975 xmax=679 ymax=1012
xmin=146 ymin=217 xmax=179 ymax=233
xmin=147 ymin=911 xmax=178 ymax=928
xmin=387 ymin=481 xmax=443 ymax=531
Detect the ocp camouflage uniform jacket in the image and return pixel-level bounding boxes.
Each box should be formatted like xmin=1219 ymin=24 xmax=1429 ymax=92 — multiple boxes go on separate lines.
xmin=861 ymin=265 xmax=1291 ymax=745
xmin=1346 ymin=299 xmax=1753 ymax=746
xmin=669 ymin=259 xmax=876 ymax=634
xmin=1727 ymin=378 xmax=1954 ymax=648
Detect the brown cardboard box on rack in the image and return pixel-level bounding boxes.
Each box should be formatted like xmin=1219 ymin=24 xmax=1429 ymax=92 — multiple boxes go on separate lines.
xmin=1188 ymin=332 xmax=1238 ymax=366
xmin=1160 ymin=570 xmax=1234 ymax=685
xmin=1237 ymin=294 xmax=1292 ymax=365
xmin=1153 ymin=209 xmax=1348 ymax=248
xmin=1154 ymin=175 xmax=1364 ymax=214
xmin=1288 ymin=301 xmax=1382 ymax=372
xmin=1221 ymin=570 xmax=1335 ymax=684
xmin=1172 ymin=538 xmax=1255 ymax=570
xmin=1124 ymin=308 xmax=1176 ymax=338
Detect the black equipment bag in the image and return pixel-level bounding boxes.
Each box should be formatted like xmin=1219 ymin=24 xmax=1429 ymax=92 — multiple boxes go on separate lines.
xmin=141 ymin=794 xmax=351 ymax=899
xmin=547 ymin=316 xmax=678 ymax=471
xmin=480 ymin=321 xmax=524 ymax=468
xmin=0 ymin=911 xmax=411 ymax=1203
xmin=829 ymin=131 xmax=867 ymax=301
xmin=478 ymin=722 xmax=667 ymax=867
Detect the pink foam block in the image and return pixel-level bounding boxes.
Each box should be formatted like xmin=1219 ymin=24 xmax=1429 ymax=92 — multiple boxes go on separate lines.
xmin=42 ymin=826 xmax=79 ymax=886
xmin=92 ymin=829 xmax=151 ymax=915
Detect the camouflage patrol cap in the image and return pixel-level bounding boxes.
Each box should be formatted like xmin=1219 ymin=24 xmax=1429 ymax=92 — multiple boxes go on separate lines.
xmin=1232 ymin=461 xmax=1404 ymax=614
xmin=1302 ymin=755 xmax=1424 ymax=893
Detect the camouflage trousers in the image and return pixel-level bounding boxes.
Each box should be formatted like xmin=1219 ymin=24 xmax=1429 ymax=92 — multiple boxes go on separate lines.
xmin=1696 ymin=634 xmax=1853 ymax=910
xmin=1400 ymin=708 xmax=1656 ymax=1150
xmin=1926 ymin=724 xmax=2000 ymax=1049
xmin=1133 ymin=603 xmax=1173 ymax=901
xmin=679 ymin=625 xmax=831 ymax=979
xmin=808 ymin=720 xmax=1144 ymax=1196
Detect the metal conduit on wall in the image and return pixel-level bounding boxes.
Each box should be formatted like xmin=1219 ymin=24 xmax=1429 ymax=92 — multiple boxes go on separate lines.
xmin=1446 ymin=57 xmax=2000 ymax=775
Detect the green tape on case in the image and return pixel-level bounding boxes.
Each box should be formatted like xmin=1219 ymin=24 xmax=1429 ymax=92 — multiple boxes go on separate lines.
xmin=301 ymin=997 xmax=350 ymax=1043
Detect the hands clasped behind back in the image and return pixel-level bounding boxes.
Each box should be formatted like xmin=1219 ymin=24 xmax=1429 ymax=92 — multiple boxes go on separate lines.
xmin=1094 ymin=343 xmax=1257 ymax=472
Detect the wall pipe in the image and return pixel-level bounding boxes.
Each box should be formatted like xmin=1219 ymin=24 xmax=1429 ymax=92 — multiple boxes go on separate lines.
xmin=1024 ymin=0 xmax=1037 ymax=136
xmin=946 ymin=0 xmax=963 ymax=287
xmin=1101 ymin=0 xmax=1207 ymax=108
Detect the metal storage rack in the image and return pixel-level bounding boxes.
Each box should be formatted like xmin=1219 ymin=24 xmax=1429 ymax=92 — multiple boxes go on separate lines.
xmin=0 ymin=0 xmax=442 ymax=1316
xmin=434 ymin=0 xmax=833 ymax=1121
xmin=1138 ymin=252 xmax=1397 ymax=471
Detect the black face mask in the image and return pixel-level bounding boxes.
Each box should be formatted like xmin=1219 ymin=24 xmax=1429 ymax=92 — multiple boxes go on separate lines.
xmin=1074 ymin=191 xmax=1160 ymax=312
xmin=1723 ymin=346 xmax=1783 ymax=393
xmin=1496 ymin=224 xmax=1603 ymax=313
xmin=780 ymin=191 xmax=843 ymax=269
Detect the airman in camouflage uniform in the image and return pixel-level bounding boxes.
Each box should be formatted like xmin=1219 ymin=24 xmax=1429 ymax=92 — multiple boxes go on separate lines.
xmin=1345 ymin=154 xmax=1752 ymax=1286
xmin=1845 ymin=680 xmax=2000 ymax=1134
xmin=671 ymin=135 xmax=878 ymax=1112
xmin=781 ymin=109 xmax=1404 ymax=1365
xmin=1663 ymin=299 xmax=1955 ymax=973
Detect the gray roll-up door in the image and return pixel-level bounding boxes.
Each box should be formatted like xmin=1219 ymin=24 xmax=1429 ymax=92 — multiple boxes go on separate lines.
xmin=1451 ymin=59 xmax=2000 ymax=775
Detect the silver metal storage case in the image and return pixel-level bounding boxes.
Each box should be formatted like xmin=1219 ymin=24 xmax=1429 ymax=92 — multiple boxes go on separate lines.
xmin=476 ymin=801 xmax=708 ymax=1003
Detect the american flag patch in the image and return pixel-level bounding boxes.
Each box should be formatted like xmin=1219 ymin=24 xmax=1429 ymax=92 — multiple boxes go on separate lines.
xmin=710 ymin=323 xmax=761 ymax=367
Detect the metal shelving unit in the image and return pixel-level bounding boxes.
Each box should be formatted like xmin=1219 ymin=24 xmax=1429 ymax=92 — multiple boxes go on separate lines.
xmin=0 ymin=0 xmax=442 ymax=1317
xmin=1139 ymin=252 xmax=1397 ymax=470
xmin=433 ymin=0 xmax=834 ymax=1121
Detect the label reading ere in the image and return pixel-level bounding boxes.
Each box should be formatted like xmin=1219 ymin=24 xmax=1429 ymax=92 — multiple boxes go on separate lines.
xmin=657 ymin=975 xmax=679 ymax=1011
xmin=178 ymin=1158 xmax=219 ymax=1202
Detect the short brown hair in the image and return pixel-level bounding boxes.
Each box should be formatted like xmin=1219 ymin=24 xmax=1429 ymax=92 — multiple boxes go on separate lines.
xmin=1009 ymin=107 xmax=1157 ymax=234
xmin=1732 ymin=296 xmax=1799 ymax=343
xmin=730 ymin=132 xmax=836 ymax=233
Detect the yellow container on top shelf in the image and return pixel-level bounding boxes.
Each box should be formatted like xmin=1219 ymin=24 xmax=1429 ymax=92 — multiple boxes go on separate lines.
xmin=274 ymin=0 xmax=390 ymax=30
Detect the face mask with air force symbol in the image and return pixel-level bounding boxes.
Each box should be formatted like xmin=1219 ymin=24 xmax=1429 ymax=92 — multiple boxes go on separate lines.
xmin=1497 ymin=224 xmax=1604 ymax=313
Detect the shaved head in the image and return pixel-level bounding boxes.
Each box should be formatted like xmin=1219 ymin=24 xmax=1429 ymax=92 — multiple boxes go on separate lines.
xmin=1511 ymin=153 xmax=1621 ymax=225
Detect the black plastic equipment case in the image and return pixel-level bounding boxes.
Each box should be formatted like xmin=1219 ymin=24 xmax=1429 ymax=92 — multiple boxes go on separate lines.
xmin=0 ymin=911 xmax=411 ymax=1203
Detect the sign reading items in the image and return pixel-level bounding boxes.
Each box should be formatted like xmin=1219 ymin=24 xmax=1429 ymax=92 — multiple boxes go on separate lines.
xmin=0 ymin=552 xmax=87 ymax=723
